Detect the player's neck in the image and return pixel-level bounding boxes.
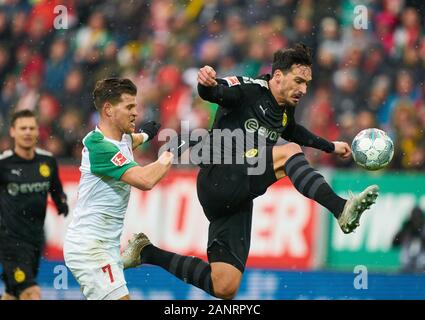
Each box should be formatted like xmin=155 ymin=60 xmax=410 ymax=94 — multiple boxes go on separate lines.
xmin=14 ymin=146 xmax=35 ymax=160
xmin=97 ymin=121 xmax=123 ymax=142
xmin=268 ymin=79 xmax=285 ymax=107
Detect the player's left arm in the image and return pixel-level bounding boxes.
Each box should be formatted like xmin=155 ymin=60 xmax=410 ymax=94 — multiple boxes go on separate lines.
xmin=131 ymin=121 xmax=161 ymax=150
xmin=49 ymin=157 xmax=69 ymax=217
xmin=282 ymin=122 xmax=351 ymax=158
xmin=197 ymin=65 xmax=244 ymax=108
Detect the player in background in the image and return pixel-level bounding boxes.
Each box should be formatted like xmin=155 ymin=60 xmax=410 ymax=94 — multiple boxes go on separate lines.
xmin=0 ymin=109 xmax=69 ymax=300
xmin=122 ymin=44 xmax=379 ymax=300
xmin=64 ymin=78 xmax=173 ymax=300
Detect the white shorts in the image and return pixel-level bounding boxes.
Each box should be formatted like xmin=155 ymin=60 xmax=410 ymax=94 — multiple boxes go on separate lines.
xmin=63 ymin=238 xmax=129 ymax=300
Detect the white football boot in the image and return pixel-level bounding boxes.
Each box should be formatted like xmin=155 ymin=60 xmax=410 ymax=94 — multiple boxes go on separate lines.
xmin=338 ymin=185 xmax=379 ymax=234
xmin=122 ymin=232 xmax=151 ymax=269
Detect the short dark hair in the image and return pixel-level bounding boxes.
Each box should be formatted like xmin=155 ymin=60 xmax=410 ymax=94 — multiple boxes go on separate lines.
xmin=10 ymin=109 xmax=37 ymax=127
xmin=272 ymin=43 xmax=313 ymax=75
xmin=92 ymin=78 xmax=137 ymax=111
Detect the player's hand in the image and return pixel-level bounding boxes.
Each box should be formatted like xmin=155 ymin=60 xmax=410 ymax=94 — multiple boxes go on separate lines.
xmin=58 ymin=195 xmax=69 ymax=217
xmin=139 ymin=121 xmax=161 ymax=142
xmin=158 ymin=151 xmax=174 ymax=166
xmin=332 ymin=141 xmax=352 ymax=159
xmin=59 ymin=205 xmax=69 ymax=217
xmin=164 ymin=134 xmax=204 ymax=158
xmin=198 ymin=65 xmax=218 ymax=87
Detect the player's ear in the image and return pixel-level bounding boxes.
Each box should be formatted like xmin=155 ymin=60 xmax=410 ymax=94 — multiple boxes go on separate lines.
xmin=104 ymin=102 xmax=113 ymax=117
xmin=274 ymin=69 xmax=283 ymax=82
xmin=9 ymin=126 xmax=15 ymax=139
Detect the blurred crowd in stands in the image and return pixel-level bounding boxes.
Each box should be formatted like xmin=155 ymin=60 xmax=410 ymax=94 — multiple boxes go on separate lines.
xmin=0 ymin=0 xmax=424 ymax=169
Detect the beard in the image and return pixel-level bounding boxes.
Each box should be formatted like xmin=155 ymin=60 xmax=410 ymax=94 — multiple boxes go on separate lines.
xmin=283 ymin=98 xmax=298 ymax=108
xmin=123 ymin=127 xmax=135 ymax=134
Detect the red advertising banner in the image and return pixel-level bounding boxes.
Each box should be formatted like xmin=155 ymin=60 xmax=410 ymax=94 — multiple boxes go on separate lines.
xmin=45 ymin=166 xmax=320 ymax=270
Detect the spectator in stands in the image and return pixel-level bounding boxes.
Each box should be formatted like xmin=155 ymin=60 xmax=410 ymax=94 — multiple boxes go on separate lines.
xmin=43 ymin=37 xmax=72 ymax=94
xmin=391 ymin=102 xmax=425 ymax=170
xmin=362 ymin=75 xmax=391 ymax=114
xmin=394 ymin=7 xmax=421 ymax=59
xmin=157 ymin=65 xmax=192 ymax=132
xmin=74 ymin=11 xmax=111 ymax=64
xmin=378 ymin=70 xmax=419 ymax=130
xmin=393 ymin=206 xmax=425 ymax=273
xmin=332 ymin=68 xmax=362 ymax=121
xmin=57 ymin=68 xmax=91 ymax=117
xmin=56 ymin=109 xmax=85 ymax=159
xmin=0 ymin=75 xmax=18 ymax=123
xmin=302 ymin=86 xmax=340 ymax=166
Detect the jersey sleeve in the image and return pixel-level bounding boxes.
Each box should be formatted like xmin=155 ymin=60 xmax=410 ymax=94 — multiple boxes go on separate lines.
xmin=197 ymin=76 xmax=245 ymax=109
xmin=281 ymin=107 xmax=335 ymax=153
xmin=48 ymin=157 xmax=69 ymax=214
xmin=84 ymin=132 xmax=138 ymax=180
xmin=284 ymin=124 xmax=335 ymax=153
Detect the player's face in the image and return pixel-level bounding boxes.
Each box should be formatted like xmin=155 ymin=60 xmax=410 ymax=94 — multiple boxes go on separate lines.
xmin=110 ymin=93 xmax=138 ymax=134
xmin=10 ymin=116 xmax=39 ymax=150
xmin=276 ymin=65 xmax=312 ymax=107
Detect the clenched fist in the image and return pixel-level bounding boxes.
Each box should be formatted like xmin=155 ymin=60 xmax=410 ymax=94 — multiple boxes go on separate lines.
xmin=332 ymin=141 xmax=352 ymax=159
xmin=198 ymin=65 xmax=218 ymax=87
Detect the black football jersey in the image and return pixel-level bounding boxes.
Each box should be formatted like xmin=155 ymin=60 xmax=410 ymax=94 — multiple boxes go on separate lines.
xmin=196 ymin=74 xmax=334 ymax=165
xmin=0 ymin=148 xmax=67 ymax=246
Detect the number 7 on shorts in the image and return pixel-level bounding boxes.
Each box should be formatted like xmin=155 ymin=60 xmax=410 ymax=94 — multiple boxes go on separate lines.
xmin=102 ymin=264 xmax=115 ymax=283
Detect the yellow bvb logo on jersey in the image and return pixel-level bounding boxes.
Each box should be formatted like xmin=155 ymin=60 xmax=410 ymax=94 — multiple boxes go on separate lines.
xmin=14 ymin=268 xmax=26 ymax=283
xmin=245 ymin=148 xmax=258 ymax=158
xmin=282 ymin=113 xmax=288 ymax=127
xmin=39 ymin=163 xmax=51 ymax=178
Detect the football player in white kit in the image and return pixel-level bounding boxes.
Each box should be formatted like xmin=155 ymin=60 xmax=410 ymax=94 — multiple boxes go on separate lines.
xmin=63 ymin=78 xmax=173 ymax=300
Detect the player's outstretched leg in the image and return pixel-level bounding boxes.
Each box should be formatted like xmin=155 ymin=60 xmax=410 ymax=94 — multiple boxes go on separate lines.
xmin=122 ymin=233 xmax=216 ymax=298
xmin=272 ymin=143 xmax=379 ymax=234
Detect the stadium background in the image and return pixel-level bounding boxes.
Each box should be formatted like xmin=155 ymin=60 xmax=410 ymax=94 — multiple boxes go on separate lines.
xmin=1 ymin=0 xmax=425 ymax=299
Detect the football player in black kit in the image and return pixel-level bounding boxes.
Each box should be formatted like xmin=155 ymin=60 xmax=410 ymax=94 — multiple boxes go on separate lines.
xmin=122 ymin=44 xmax=379 ymax=299
xmin=0 ymin=109 xmax=69 ymax=300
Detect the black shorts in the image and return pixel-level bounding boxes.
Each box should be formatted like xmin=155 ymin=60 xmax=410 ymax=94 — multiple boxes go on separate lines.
xmin=197 ymin=146 xmax=277 ymax=272
xmin=0 ymin=235 xmax=42 ymax=297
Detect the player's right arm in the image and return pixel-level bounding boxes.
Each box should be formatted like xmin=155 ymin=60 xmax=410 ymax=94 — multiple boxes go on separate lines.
xmin=85 ymin=132 xmax=173 ymax=191
xmin=121 ymin=151 xmax=173 ymax=190
xmin=197 ymin=65 xmax=243 ymax=107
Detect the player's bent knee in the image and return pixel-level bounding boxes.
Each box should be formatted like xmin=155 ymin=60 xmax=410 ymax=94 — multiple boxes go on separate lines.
xmin=212 ymin=280 xmax=239 ymax=300
xmin=19 ymin=285 xmax=41 ymax=300
xmin=210 ymin=263 xmax=241 ymax=300
xmin=273 ymin=143 xmax=303 ymax=169
xmin=284 ymin=142 xmax=302 ymax=156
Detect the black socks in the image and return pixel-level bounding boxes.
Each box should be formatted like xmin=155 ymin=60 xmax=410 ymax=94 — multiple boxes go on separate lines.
xmin=284 ymin=153 xmax=346 ymax=218
xmin=141 ymin=244 xmax=215 ymax=297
